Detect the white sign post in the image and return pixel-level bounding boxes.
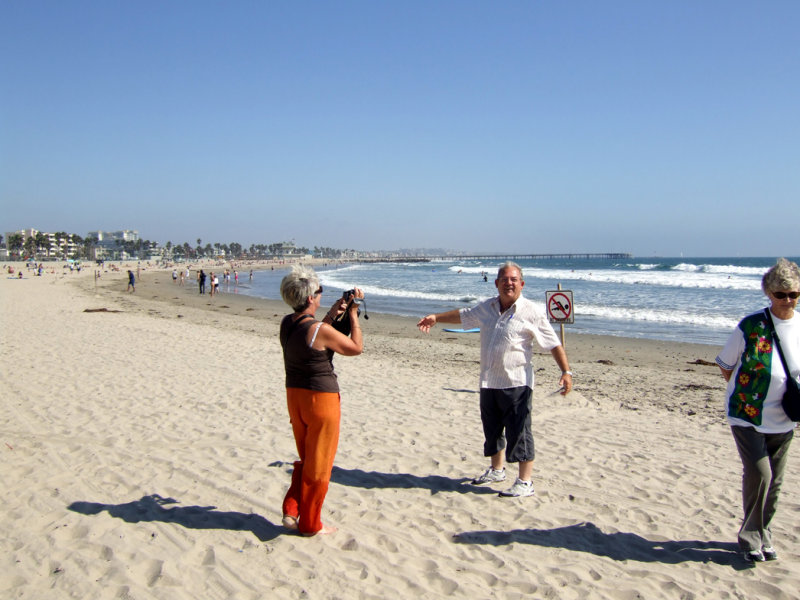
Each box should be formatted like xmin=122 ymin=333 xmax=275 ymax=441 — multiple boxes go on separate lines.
xmin=546 ymin=285 xmax=574 ymax=346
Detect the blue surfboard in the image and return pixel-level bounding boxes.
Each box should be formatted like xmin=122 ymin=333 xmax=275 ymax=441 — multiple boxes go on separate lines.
xmin=443 ymin=328 xmax=480 ymax=333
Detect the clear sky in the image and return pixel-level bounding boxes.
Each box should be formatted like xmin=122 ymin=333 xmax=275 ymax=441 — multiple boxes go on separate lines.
xmin=1 ymin=1 xmax=798 ymax=257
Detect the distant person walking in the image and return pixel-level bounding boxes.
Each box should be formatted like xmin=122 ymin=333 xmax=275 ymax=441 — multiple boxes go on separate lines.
xmin=715 ymin=258 xmax=800 ymax=563
xmin=127 ymin=270 xmax=135 ymax=293
xmin=198 ymin=270 xmax=206 ymax=294
xmin=417 ymin=261 xmax=572 ymax=498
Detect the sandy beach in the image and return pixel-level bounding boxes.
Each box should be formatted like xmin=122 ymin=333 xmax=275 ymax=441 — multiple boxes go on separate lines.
xmin=1 ymin=263 xmax=798 ymax=599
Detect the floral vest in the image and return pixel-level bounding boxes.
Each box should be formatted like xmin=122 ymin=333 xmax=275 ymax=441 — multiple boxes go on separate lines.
xmin=728 ymin=311 xmax=774 ymax=426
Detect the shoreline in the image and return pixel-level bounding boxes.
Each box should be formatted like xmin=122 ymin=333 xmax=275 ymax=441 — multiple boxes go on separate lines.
xmin=6 ymin=256 xmax=748 ymax=348
xmin=84 ymin=265 xmax=725 ymax=419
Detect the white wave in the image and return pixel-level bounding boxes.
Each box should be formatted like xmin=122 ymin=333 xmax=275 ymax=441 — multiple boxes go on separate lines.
xmin=577 ymin=303 xmax=739 ymax=330
xmin=700 ymin=264 xmax=770 ymax=276
xmin=672 ymin=263 xmax=702 ymax=272
xmin=523 ymin=267 xmax=760 ymax=290
xmin=449 ymin=265 xmax=520 ymax=279
xmin=323 ymin=264 xmax=367 ymax=274
xmin=439 ymin=263 xmax=760 ymax=289
xmin=671 ymin=262 xmax=770 ymax=276
xmin=448 ymin=265 xmax=492 ymax=274
xmin=319 ymin=272 xmax=492 ymax=304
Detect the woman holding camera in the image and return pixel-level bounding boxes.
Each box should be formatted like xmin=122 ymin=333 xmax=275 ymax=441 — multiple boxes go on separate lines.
xmin=279 ymin=265 xmax=364 ymax=536
xmin=716 ymin=257 xmax=800 ymax=563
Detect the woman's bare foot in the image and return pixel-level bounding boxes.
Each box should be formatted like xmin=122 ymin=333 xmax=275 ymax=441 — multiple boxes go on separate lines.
xmin=281 ymin=515 xmax=299 ymax=530
xmin=301 ymin=524 xmax=337 ymax=537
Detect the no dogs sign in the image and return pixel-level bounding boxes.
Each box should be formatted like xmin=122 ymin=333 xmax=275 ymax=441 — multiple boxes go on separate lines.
xmin=546 ymin=290 xmax=574 ymax=324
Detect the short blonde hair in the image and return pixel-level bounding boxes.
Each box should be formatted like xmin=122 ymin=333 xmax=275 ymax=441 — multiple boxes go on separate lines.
xmin=762 ymin=258 xmax=800 ymax=295
xmin=280 ymin=265 xmax=320 ymax=312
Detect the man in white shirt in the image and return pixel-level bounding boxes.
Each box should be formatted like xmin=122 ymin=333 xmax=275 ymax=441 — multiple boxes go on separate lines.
xmin=417 ymin=262 xmax=572 ymax=497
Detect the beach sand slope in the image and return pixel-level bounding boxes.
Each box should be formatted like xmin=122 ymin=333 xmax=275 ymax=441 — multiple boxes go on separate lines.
xmin=1 ymin=268 xmax=798 ymax=599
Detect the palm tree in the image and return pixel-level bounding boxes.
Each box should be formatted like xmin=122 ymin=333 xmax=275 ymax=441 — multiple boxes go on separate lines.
xmin=68 ymin=233 xmax=82 ymax=259
xmin=8 ymin=233 xmax=23 ymax=259
xmin=82 ymin=235 xmax=97 ymax=260
xmin=34 ymin=231 xmax=49 ymax=259
xmin=24 ymin=236 xmax=36 ymax=260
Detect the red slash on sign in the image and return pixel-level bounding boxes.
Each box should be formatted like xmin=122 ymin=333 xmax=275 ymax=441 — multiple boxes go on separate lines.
xmin=546 ymin=291 xmax=574 ymax=323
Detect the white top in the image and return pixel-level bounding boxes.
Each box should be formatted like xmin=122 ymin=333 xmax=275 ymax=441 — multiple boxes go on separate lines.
xmin=716 ymin=309 xmax=800 ymax=433
xmin=460 ymin=295 xmax=561 ymax=390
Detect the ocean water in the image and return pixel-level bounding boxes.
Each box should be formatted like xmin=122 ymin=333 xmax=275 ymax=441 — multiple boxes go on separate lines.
xmin=234 ymin=257 xmax=799 ymax=346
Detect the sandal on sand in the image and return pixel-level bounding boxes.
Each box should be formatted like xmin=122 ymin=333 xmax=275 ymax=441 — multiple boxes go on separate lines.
xmin=281 ymin=515 xmax=299 ymax=530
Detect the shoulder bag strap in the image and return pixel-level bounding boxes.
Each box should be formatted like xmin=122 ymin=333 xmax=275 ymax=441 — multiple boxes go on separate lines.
xmin=764 ymin=308 xmax=793 ymax=377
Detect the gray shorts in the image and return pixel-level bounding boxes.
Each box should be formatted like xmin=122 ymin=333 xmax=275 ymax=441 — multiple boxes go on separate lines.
xmin=479 ymin=386 xmax=534 ymax=463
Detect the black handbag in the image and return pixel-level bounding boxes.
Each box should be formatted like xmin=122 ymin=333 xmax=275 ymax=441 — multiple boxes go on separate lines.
xmin=764 ymin=309 xmax=800 ymax=421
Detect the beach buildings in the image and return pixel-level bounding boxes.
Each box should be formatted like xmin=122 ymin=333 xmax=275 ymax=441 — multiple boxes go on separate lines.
xmin=88 ymin=230 xmax=142 ymax=261
xmin=2 ymin=228 xmax=148 ymax=261
xmin=3 ymin=229 xmax=81 ymax=260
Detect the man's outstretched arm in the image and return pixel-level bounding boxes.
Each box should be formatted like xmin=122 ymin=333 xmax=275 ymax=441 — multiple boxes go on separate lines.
xmin=417 ymin=309 xmax=462 ymax=333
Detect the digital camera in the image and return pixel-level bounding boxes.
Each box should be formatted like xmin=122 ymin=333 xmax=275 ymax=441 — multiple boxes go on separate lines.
xmin=332 ymin=288 xmax=368 ymax=334
xmin=343 ymin=289 xmax=363 ymax=305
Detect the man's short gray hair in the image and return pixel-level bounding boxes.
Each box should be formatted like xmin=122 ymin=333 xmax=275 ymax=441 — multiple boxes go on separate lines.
xmin=762 ymin=257 xmax=800 ymax=295
xmin=280 ymin=264 xmax=320 ymax=312
xmin=497 ymin=261 xmax=523 ymax=280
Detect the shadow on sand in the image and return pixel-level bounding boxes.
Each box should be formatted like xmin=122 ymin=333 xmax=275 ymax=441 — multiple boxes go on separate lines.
xmin=68 ymin=494 xmax=282 ymax=542
xmin=454 ymin=522 xmax=749 ymax=569
xmin=330 ymin=466 xmax=498 ymax=496
xmin=267 ymin=461 xmax=496 ymax=496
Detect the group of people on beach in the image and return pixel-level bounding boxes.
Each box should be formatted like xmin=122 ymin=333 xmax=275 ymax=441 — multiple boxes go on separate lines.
xmin=191 ymin=268 xmax=248 ymax=296
xmin=276 ymin=258 xmax=799 ymax=565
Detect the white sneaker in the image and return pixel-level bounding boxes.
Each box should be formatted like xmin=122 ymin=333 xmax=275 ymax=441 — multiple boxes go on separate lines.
xmin=471 ymin=467 xmax=506 ymax=485
xmin=499 ymin=478 xmax=535 ymax=497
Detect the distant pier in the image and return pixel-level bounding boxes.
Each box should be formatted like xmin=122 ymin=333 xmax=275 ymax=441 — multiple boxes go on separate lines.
xmin=363 ymin=253 xmax=632 ymax=263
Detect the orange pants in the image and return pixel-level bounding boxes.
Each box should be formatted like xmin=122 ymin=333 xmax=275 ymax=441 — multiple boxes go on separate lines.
xmin=282 ymin=388 xmax=341 ymax=534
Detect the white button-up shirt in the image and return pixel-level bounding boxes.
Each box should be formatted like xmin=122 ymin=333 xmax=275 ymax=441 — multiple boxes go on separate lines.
xmin=460 ymin=295 xmax=561 ymax=390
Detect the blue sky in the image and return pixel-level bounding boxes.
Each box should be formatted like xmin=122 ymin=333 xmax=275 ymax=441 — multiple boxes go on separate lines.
xmin=1 ymin=1 xmax=798 ymax=257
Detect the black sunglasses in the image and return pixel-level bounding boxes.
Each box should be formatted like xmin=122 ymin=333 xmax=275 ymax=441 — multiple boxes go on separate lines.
xmin=314 ymin=286 xmax=323 ymax=296
xmin=773 ymin=291 xmax=800 ymax=300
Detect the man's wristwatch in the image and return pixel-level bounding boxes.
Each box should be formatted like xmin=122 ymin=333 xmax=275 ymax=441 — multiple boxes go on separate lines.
xmin=562 ymin=370 xmax=573 ymax=376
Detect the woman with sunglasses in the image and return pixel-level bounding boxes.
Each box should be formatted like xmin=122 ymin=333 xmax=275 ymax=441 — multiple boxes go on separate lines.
xmin=716 ymin=257 xmax=800 ymax=563
xmin=278 ymin=265 xmax=364 ymax=536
